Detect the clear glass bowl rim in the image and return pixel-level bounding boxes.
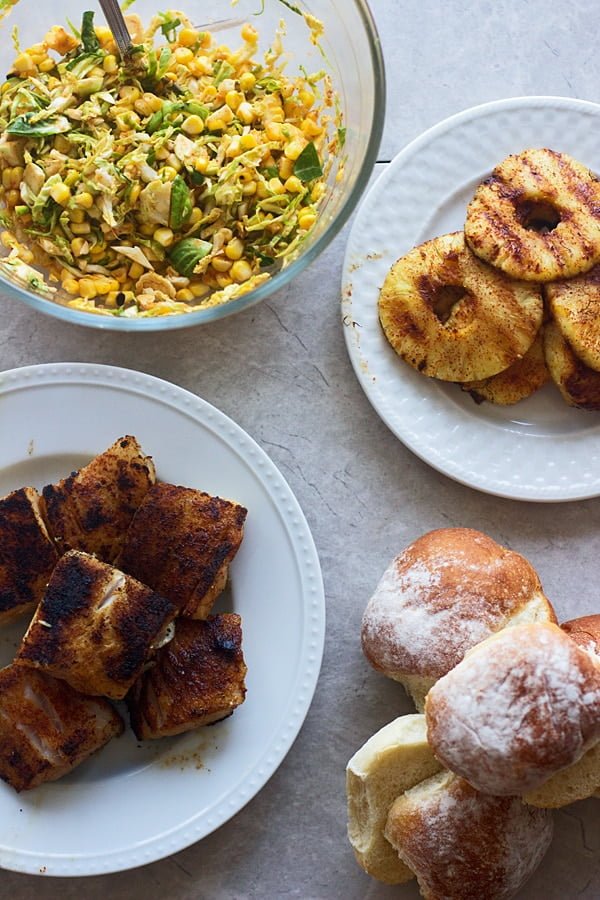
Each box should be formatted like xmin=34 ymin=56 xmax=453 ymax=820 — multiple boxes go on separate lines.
xmin=0 ymin=0 xmax=386 ymax=331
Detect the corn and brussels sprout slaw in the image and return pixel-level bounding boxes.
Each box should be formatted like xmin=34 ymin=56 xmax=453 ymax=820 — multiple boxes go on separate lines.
xmin=0 ymin=6 xmax=340 ymax=317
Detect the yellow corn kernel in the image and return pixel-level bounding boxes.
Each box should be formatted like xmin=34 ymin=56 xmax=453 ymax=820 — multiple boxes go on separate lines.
xmin=194 ymin=154 xmax=209 ymax=174
xmin=284 ymin=139 xmax=306 ymax=161
xmin=178 ymin=28 xmax=200 ymax=47
xmin=211 ymin=256 xmax=232 ymax=273
xmin=71 ymin=222 xmax=91 ymax=235
xmin=241 ymin=23 xmax=258 ymax=43
xmin=268 ymin=177 xmax=286 ymax=196
xmin=190 ymin=281 xmax=210 ymax=298
xmin=173 ymin=47 xmax=194 ymax=65
xmin=159 ymin=166 xmax=178 ymax=182
xmin=64 ymin=170 xmax=79 ymax=188
xmin=205 ymin=106 xmax=234 ymax=131
xmin=225 ymin=238 xmax=244 ymax=261
xmin=94 ymin=278 xmax=117 ymax=295
xmin=242 ymin=181 xmax=257 ymax=196
xmin=230 ymin=259 xmax=253 ymax=283
xmin=256 ymin=180 xmax=270 ymax=199
xmin=119 ymin=86 xmax=140 ymax=101
xmin=90 ymin=244 xmax=106 ymax=258
xmin=128 ymin=262 xmax=145 ymax=279
xmin=298 ymin=209 xmax=317 ymax=230
xmin=239 ymin=133 xmax=257 ymax=152
xmin=225 ymin=90 xmax=243 ymax=111
xmin=154 ymin=227 xmax=174 ymax=248
xmin=129 ymin=183 xmax=141 ymax=205
xmin=49 ymin=182 xmax=71 ymax=205
xmin=70 ymin=237 xmax=89 ymax=257
xmin=202 ymin=84 xmax=218 ymax=102
xmin=13 ymin=53 xmax=35 ymax=74
xmin=155 ymin=147 xmax=170 ymax=162
xmin=134 ymin=96 xmax=160 ymax=117
xmin=278 ymin=157 xmax=294 ymax=180
xmin=103 ymin=54 xmax=118 ymax=74
xmin=216 ymin=273 xmax=232 ymax=288
xmin=4 ymin=190 xmax=19 ymax=207
xmin=265 ymin=122 xmax=284 ymax=142
xmin=38 ymin=58 xmax=55 ymax=73
xmin=311 ymin=182 xmax=326 ymax=202
xmin=69 ymin=209 xmax=85 ymax=225
xmin=62 ymin=277 xmax=80 ymax=295
xmin=226 ymin=137 xmax=242 ymax=159
xmin=78 ymin=278 xmax=97 ymax=299
xmin=188 ymin=208 xmax=203 ymax=226
xmin=2 ymin=166 xmax=23 ymax=189
xmin=299 ymin=89 xmax=315 ymax=109
xmin=182 ymin=114 xmax=204 ymax=136
xmin=94 ymin=26 xmax=113 ymax=46
xmin=239 ymin=72 xmax=256 ymax=92
xmin=138 ymin=223 xmax=155 ymax=236
xmin=285 ymin=175 xmax=304 ymax=194
xmin=237 ymin=102 xmax=255 ymax=126
xmin=176 ymin=288 xmax=194 ymax=302
xmin=74 ymin=191 xmax=94 ymax=209
xmin=301 ymin=118 xmax=323 ymax=139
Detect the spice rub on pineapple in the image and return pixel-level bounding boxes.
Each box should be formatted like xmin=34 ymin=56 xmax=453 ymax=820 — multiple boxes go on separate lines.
xmin=544 ymin=319 xmax=600 ymax=410
xmin=465 ymin=149 xmax=600 ymax=282
xmin=545 ymin=264 xmax=600 ymax=372
xmin=378 ymin=232 xmax=543 ymax=382
xmin=462 ymin=329 xmax=549 ymax=406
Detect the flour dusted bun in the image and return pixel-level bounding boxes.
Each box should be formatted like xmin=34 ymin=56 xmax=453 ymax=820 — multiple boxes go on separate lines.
xmin=524 ymin=615 xmax=600 ymax=808
xmin=384 ymin=771 xmax=553 ymax=900
xmin=346 ymin=715 xmax=442 ymax=884
xmin=425 ymin=623 xmax=600 ymax=796
xmin=361 ymin=528 xmax=556 ymax=710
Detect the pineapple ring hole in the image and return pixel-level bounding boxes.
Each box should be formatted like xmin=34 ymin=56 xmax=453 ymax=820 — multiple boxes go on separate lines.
xmin=429 ymin=284 xmax=471 ymax=325
xmin=515 ymin=199 xmax=562 ymax=234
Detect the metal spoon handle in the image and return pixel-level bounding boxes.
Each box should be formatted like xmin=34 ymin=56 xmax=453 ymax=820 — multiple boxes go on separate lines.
xmin=98 ymin=0 xmax=134 ymax=59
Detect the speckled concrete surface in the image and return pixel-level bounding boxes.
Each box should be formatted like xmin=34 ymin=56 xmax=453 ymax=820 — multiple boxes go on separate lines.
xmin=1 ymin=1 xmax=600 ymax=897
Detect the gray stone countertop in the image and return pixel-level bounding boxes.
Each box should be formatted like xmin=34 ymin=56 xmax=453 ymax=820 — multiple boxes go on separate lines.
xmin=2 ymin=0 xmax=600 ymax=897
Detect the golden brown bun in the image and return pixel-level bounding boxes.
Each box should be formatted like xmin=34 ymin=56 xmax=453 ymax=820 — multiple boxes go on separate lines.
xmin=361 ymin=528 xmax=556 ymax=710
xmin=462 ymin=328 xmax=549 ymax=405
xmin=425 ymin=623 xmax=600 ymax=796
xmin=17 ymin=551 xmax=177 ymax=700
xmin=546 ymin=264 xmax=600 ymax=371
xmin=524 ymin=616 xmax=600 ymax=807
xmin=378 ymin=232 xmax=543 ymax=382
xmin=0 ymin=664 xmax=123 ymax=792
xmin=384 ymin=771 xmax=553 ymax=900
xmin=346 ymin=715 xmax=442 ymax=884
xmin=465 ymin=148 xmax=600 ymax=282
xmin=41 ymin=435 xmax=155 ymax=563
xmin=127 ymin=614 xmax=247 ymax=739
xmin=116 ymin=483 xmax=247 ymax=618
xmin=0 ymin=486 xmax=58 ymax=625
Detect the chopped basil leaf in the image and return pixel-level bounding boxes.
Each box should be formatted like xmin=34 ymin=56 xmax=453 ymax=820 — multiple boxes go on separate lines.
xmin=293 ymin=142 xmax=323 ymax=182
xmin=169 ymin=175 xmax=193 ymax=230
xmin=81 ymin=11 xmax=101 ymax=54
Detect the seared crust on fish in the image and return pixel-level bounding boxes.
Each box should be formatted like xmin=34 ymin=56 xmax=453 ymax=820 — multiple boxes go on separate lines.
xmin=128 ymin=614 xmax=247 ymax=739
xmin=546 ymin=264 xmax=600 ymax=371
xmin=17 ymin=551 xmax=177 ymax=700
xmin=462 ymin=328 xmax=549 ymax=405
xmin=465 ymin=149 xmax=600 ymax=282
xmin=41 ymin=435 xmax=155 ymax=564
xmin=544 ymin=319 xmax=600 ymax=409
xmin=117 ymin=483 xmax=247 ymax=618
xmin=0 ymin=664 xmax=123 ymax=792
xmin=0 ymin=487 xmax=58 ymax=625
xmin=378 ymin=232 xmax=543 ymax=382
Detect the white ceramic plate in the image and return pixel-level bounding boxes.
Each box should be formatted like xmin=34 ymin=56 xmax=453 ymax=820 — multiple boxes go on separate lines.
xmin=0 ymin=363 xmax=325 ymax=876
xmin=342 ymin=96 xmax=600 ymax=501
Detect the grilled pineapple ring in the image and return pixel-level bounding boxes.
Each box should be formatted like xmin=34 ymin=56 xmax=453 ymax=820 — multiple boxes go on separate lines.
xmin=544 ymin=319 xmax=600 ymax=409
xmin=546 ymin=265 xmax=600 ymax=371
xmin=462 ymin=329 xmax=549 ymax=405
xmin=378 ymin=232 xmax=543 ymax=382
xmin=465 ymin=149 xmax=600 ymax=282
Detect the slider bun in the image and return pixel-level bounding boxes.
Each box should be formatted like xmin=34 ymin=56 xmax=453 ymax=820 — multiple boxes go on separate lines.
xmin=346 ymin=715 xmax=442 ymax=884
xmin=384 ymin=771 xmax=554 ymax=900
xmin=425 ymin=622 xmax=600 ymax=796
xmin=361 ymin=528 xmax=556 ymax=710
xmin=524 ymin=615 xmax=600 ymax=808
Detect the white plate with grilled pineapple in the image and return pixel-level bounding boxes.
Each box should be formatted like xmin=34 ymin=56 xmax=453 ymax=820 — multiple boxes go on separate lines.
xmin=0 ymin=363 xmax=324 ymax=875
xmin=342 ymin=96 xmax=600 ymax=501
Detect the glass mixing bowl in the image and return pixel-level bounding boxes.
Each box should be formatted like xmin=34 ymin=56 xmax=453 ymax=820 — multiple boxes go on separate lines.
xmin=0 ymin=0 xmax=385 ymax=330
